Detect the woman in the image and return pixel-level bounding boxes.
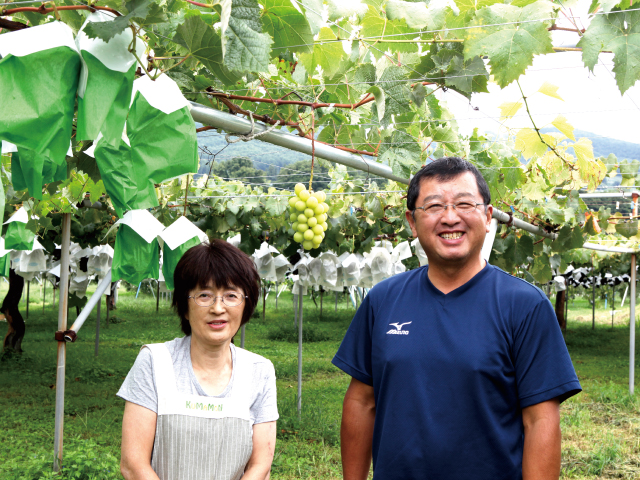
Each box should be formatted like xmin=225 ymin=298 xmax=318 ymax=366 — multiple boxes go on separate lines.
xmin=118 ymin=239 xmax=278 ymax=480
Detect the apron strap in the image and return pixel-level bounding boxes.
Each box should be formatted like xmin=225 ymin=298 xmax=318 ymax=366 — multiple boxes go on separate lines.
xmin=228 ymin=346 xmax=255 ymax=411
xmin=143 ymin=343 xmax=176 ymax=410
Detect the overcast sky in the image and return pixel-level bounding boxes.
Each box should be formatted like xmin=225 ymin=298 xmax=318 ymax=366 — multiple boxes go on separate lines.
xmin=438 ymin=1 xmax=640 ymax=146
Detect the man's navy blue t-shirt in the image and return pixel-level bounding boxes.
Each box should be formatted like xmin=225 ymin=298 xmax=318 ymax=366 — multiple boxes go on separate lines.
xmin=332 ymin=264 xmax=581 ymax=480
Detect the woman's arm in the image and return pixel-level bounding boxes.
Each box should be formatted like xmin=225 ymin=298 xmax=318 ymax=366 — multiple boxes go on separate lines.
xmin=242 ymin=421 xmax=277 ymax=480
xmin=120 ymin=401 xmax=161 ymax=480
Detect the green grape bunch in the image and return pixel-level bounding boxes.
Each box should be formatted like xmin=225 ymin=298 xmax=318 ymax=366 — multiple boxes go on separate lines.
xmin=288 ymin=183 xmax=329 ymax=250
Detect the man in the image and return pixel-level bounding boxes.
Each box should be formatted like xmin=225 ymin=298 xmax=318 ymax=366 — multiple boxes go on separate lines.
xmin=332 ymin=157 xmax=581 ymax=480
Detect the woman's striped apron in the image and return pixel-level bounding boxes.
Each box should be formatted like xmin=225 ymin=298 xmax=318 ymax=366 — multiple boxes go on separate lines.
xmin=145 ymin=343 xmax=253 ymax=480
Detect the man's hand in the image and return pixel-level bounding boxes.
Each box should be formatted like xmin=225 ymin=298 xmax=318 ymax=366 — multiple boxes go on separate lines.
xmin=522 ymin=398 xmax=561 ymax=480
xmin=341 ymin=377 xmax=376 ymax=480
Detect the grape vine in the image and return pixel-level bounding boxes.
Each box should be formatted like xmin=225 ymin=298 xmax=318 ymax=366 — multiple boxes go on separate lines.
xmin=1 ymin=0 xmax=639 ymax=281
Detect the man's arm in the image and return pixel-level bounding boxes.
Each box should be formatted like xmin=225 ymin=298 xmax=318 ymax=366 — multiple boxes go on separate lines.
xmin=341 ymin=377 xmax=376 ymax=480
xmin=522 ymin=398 xmax=561 ymax=480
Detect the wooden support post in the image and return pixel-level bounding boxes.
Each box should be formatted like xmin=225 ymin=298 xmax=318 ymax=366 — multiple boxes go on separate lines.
xmin=156 ymin=280 xmax=160 ymax=313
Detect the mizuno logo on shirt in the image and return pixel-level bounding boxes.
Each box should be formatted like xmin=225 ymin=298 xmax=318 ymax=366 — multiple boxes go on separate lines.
xmin=387 ymin=322 xmax=411 ymax=335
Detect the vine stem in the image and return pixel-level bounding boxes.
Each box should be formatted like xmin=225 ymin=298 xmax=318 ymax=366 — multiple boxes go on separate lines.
xmin=160 ymin=55 xmax=190 ymax=74
xmin=184 ymin=0 xmax=214 ymax=7
xmin=127 ymin=26 xmax=150 ymax=79
xmin=309 ymin=108 xmax=315 ymax=191
xmin=0 ymin=4 xmax=121 ymax=17
xmin=207 ymin=90 xmax=374 ymax=110
xmin=201 ymin=94 xmax=379 ymax=156
xmin=516 ymin=80 xmax=570 ymax=167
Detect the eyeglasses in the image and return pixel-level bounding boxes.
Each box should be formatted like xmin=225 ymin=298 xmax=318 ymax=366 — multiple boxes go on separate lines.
xmin=188 ymin=292 xmax=247 ymax=307
xmin=414 ymin=201 xmax=486 ymax=216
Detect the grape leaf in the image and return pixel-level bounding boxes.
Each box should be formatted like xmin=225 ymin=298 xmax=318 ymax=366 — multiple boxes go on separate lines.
xmin=430 ymin=124 xmax=460 ymax=151
xmin=499 ymin=101 xmax=523 ymax=119
xmin=515 ymin=128 xmax=548 ymax=159
xmin=619 ymin=159 xmax=640 ymax=186
xmin=84 ymin=0 xmax=152 ymax=42
xmin=378 ymin=130 xmax=421 ymax=178
xmin=503 ymin=165 xmax=526 ymax=191
xmin=327 ymin=0 xmax=369 ymax=21
xmin=521 ymin=171 xmax=549 ymax=201
xmin=360 ymin=5 xmax=420 ymax=57
xmin=385 ymin=0 xmax=447 ymax=30
xmin=599 ymin=0 xmax=627 ymax=13
xmin=299 ymin=28 xmax=346 ymax=77
xmin=367 ymin=86 xmax=386 ymax=121
xmin=601 ymin=153 xmax=618 ymax=174
xmin=261 ymin=0 xmax=314 ymax=54
xmin=551 ymin=115 xmax=575 ymax=141
xmin=378 ymin=65 xmax=411 ymax=124
xmin=174 ymin=16 xmax=241 ymax=86
xmin=577 ymin=11 xmax=640 ymax=95
xmin=354 ymin=63 xmax=376 ymax=85
xmin=409 ymin=83 xmax=427 ymax=107
xmin=455 ymin=0 xmax=502 ymax=15
xmin=225 ymin=0 xmax=274 ymax=73
xmin=464 ymin=1 xmax=554 ymax=87
xmin=538 ymin=81 xmax=563 ymax=100
xmin=445 ymin=55 xmax=489 ymax=94
xmin=298 ymin=0 xmax=324 ymax=34
xmin=616 ymin=220 xmax=638 ymax=238
xmin=531 ymin=253 xmax=552 ymax=283
xmin=551 ymin=225 xmax=584 ymax=251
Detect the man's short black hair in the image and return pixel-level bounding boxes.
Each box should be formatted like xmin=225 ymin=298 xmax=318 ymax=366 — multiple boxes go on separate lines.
xmin=171 ymin=239 xmax=260 ymax=336
xmin=406 ymin=157 xmax=491 ymax=211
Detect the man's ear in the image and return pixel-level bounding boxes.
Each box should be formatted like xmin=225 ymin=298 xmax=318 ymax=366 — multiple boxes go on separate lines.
xmin=405 ymin=210 xmax=418 ymax=237
xmin=485 ymin=205 xmax=494 ymax=233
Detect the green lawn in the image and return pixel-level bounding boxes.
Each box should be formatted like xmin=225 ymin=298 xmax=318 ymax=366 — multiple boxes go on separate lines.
xmin=0 ymin=282 xmax=639 ymax=479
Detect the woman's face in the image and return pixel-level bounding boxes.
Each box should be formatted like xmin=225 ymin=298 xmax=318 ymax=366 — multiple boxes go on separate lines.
xmin=186 ymin=282 xmax=245 ymax=347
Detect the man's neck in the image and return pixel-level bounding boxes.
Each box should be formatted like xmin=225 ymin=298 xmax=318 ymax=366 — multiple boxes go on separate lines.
xmin=427 ymin=256 xmax=486 ymax=295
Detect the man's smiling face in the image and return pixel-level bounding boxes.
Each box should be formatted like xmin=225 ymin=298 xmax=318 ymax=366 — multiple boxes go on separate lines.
xmin=406 ymin=171 xmax=492 ymax=269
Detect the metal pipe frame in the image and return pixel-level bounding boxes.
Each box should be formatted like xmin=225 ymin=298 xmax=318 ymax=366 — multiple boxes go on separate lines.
xmin=189 ymin=102 xmax=638 ymax=255
xmin=66 ymin=271 xmax=112 ymax=340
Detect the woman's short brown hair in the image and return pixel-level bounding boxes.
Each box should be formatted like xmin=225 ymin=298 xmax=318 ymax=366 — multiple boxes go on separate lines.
xmin=171 ymin=239 xmax=260 ymax=336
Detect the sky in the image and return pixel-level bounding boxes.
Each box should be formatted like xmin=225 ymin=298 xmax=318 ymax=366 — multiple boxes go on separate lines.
xmin=438 ymin=1 xmax=640 ymax=146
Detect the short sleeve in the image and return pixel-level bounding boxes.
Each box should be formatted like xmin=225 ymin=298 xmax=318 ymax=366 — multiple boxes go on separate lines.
xmin=250 ymin=361 xmax=279 ymax=425
xmin=513 ymin=297 xmax=581 ymax=408
xmin=116 ymin=347 xmax=159 ymax=413
xmin=332 ymin=294 xmax=375 ymax=386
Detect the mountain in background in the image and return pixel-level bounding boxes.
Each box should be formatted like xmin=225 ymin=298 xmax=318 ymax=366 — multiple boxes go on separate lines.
xmin=196 ymin=126 xmax=310 ymax=176
xmin=197 ymin=126 xmax=639 ymax=184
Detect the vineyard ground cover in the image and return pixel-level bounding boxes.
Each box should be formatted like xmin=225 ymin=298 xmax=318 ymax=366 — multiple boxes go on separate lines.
xmin=0 ymin=283 xmax=638 ymax=478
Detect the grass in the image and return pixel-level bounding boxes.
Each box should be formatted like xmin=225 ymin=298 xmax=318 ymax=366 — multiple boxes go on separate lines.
xmin=0 ymin=282 xmax=639 ymax=478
